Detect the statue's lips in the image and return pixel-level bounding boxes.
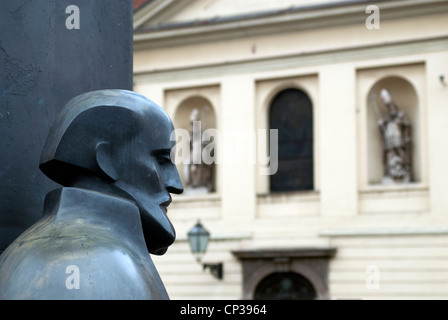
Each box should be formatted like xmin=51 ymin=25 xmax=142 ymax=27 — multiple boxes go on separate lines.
xmin=159 ymin=196 xmax=172 ymax=214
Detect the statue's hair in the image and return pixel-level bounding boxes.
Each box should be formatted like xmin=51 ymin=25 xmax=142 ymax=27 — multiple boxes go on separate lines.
xmin=40 ymin=89 xmax=159 ymax=186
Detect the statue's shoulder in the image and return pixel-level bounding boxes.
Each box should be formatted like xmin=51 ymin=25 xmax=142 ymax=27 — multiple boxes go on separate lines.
xmin=0 ymin=224 xmax=167 ymax=299
xmin=0 ymin=196 xmax=168 ymax=300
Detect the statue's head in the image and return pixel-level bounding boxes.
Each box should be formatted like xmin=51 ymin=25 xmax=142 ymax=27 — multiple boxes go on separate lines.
xmin=189 ymin=108 xmax=200 ymax=123
xmin=380 ymin=88 xmax=398 ymax=115
xmin=380 ymin=88 xmax=394 ymax=105
xmin=380 ymin=89 xmax=393 ymax=104
xmin=40 ymin=89 xmax=183 ymax=255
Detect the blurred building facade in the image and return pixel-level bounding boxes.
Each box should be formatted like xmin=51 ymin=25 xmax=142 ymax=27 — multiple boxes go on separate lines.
xmin=133 ymin=0 xmax=448 ymax=299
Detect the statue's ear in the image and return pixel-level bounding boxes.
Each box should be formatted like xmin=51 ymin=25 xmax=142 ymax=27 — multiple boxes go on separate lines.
xmin=95 ymin=142 xmax=118 ymax=182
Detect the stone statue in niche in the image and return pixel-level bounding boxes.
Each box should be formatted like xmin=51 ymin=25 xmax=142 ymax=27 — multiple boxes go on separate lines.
xmin=0 ymin=90 xmax=183 ymax=299
xmin=183 ymin=107 xmax=214 ymax=195
xmin=372 ymin=88 xmax=412 ymax=184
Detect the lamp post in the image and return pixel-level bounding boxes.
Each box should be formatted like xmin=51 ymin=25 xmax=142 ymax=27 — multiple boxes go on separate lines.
xmin=187 ymin=221 xmax=223 ymax=280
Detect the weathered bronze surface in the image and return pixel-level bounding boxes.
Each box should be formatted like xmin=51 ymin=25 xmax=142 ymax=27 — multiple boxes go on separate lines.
xmin=0 ymin=90 xmax=183 ymax=299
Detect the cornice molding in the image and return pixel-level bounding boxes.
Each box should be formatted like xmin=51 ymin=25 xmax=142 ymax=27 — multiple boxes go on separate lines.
xmin=134 ymin=0 xmax=448 ymax=50
xmin=133 ymin=0 xmax=171 ymax=30
xmin=133 ymin=35 xmax=448 ymax=83
xmin=134 ymin=0 xmax=196 ymax=30
xmin=319 ymin=227 xmax=448 ymax=237
xmin=232 ymin=247 xmax=337 ymax=260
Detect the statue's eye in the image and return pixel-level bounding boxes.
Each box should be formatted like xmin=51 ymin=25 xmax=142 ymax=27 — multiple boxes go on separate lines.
xmin=152 ymin=149 xmax=174 ymax=166
xmin=156 ymin=154 xmax=172 ymax=165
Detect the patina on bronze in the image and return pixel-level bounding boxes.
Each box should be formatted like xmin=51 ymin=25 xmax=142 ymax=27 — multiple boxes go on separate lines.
xmin=0 ymin=90 xmax=183 ymax=299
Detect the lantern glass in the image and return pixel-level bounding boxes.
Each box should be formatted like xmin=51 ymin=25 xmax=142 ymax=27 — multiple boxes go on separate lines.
xmin=187 ymin=221 xmax=210 ymax=262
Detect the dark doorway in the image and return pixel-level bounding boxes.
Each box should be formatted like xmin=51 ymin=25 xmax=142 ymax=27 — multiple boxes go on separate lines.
xmin=269 ymin=89 xmax=314 ymax=192
xmin=254 ymin=272 xmax=317 ymax=300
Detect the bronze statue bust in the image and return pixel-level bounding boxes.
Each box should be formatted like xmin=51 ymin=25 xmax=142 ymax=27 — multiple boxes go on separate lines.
xmin=0 ymin=90 xmax=183 ymax=299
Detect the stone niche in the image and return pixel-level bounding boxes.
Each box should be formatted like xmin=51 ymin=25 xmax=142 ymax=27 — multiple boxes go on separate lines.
xmin=165 ymin=86 xmax=220 ymax=195
xmin=232 ymin=247 xmax=336 ymax=300
xmin=357 ymin=63 xmax=426 ymax=188
xmin=367 ymin=76 xmax=420 ymax=184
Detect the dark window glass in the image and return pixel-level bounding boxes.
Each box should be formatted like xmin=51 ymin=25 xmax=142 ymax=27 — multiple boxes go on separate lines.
xmin=269 ymin=89 xmax=314 ymax=192
xmin=254 ymin=272 xmax=317 ymax=300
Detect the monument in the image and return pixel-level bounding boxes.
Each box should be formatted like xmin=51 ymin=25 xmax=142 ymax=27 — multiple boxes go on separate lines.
xmin=374 ymin=88 xmax=412 ymax=184
xmin=0 ymin=0 xmax=133 ymax=254
xmin=0 ymin=90 xmax=183 ymax=299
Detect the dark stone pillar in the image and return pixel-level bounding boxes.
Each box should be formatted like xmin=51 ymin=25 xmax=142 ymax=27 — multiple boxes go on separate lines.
xmin=0 ymin=0 xmax=133 ymax=253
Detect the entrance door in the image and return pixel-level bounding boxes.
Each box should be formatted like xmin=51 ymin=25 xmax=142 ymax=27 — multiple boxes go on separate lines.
xmin=254 ymin=272 xmax=317 ymax=300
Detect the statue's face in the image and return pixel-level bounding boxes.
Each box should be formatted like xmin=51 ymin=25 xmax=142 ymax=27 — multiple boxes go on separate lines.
xmin=39 ymin=90 xmax=183 ymax=255
xmin=114 ymin=108 xmax=183 ymax=255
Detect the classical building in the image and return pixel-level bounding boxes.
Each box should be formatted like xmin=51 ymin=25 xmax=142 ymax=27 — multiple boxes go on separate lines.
xmin=133 ymin=0 xmax=448 ymax=299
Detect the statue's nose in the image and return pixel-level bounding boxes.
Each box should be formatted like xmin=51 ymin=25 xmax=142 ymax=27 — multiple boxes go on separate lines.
xmin=165 ymin=167 xmax=183 ymax=195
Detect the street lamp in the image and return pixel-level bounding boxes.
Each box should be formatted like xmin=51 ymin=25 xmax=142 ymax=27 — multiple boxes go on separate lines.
xmin=187 ymin=221 xmax=223 ymax=280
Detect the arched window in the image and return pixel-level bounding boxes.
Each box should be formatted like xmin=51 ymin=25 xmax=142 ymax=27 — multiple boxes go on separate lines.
xmin=254 ymin=272 xmax=317 ymax=300
xmin=269 ymin=88 xmax=314 ymax=192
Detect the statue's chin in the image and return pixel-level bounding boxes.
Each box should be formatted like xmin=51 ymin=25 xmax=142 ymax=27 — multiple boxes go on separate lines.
xmin=151 ymin=247 xmax=168 ymax=255
xmin=140 ymin=207 xmax=176 ymax=255
xmin=111 ymin=182 xmax=176 ymax=255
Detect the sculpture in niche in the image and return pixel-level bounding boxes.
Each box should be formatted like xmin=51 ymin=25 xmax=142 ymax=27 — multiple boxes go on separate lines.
xmin=0 ymin=90 xmax=183 ymax=299
xmin=183 ymin=107 xmax=214 ymax=194
xmin=372 ymin=88 xmax=412 ymax=184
